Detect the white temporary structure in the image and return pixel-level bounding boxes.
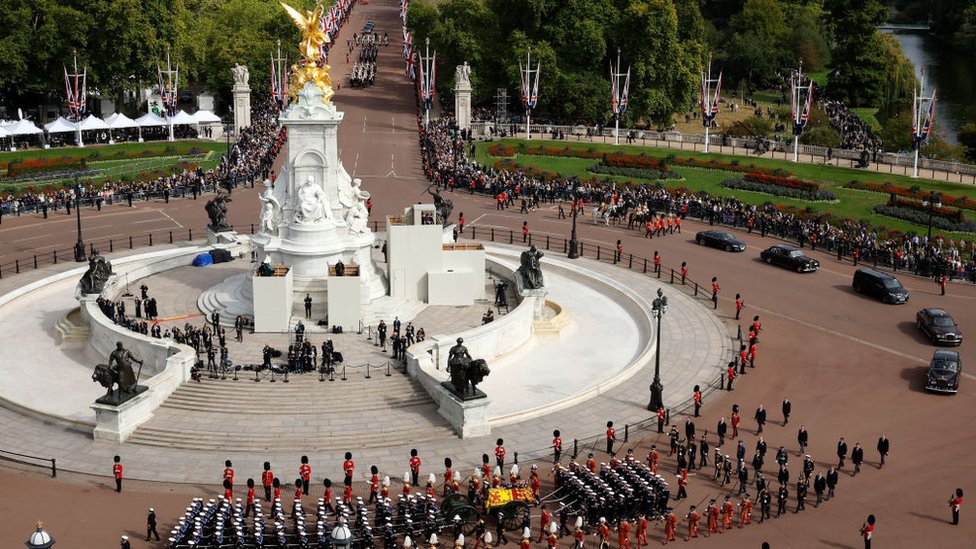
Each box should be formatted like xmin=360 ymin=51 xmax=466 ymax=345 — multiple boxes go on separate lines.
xmin=6 ymin=119 xmax=43 ymax=135
xmin=192 ymin=110 xmax=221 ymax=124
xmin=43 ymin=116 xmax=77 ymax=134
xmin=135 ymin=112 xmax=167 ymax=142
xmin=77 ymin=115 xmax=109 ymax=131
xmin=167 ymin=110 xmax=197 ymax=126
xmin=135 ymin=112 xmax=167 ymax=127
xmin=105 ymin=113 xmax=139 ymax=144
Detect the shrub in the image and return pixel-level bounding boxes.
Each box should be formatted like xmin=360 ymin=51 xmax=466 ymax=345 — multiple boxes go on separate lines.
xmin=873 ymin=204 xmax=976 ymax=232
xmin=845 ymin=180 xmax=976 ymax=212
xmin=586 ymin=164 xmax=683 ymax=181
xmin=722 ymin=177 xmax=836 ymax=201
xmin=486 ymin=143 xmax=516 ymax=157
xmin=742 ymin=172 xmax=821 ymax=192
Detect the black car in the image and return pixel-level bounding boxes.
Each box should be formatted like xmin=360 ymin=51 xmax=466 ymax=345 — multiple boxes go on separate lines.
xmin=926 ymin=349 xmax=961 ymax=393
xmin=852 ymin=268 xmax=909 ymax=304
xmin=916 ymin=308 xmax=963 ymax=346
xmin=695 ymin=230 xmax=746 ymax=252
xmin=759 ymin=244 xmax=820 ymax=272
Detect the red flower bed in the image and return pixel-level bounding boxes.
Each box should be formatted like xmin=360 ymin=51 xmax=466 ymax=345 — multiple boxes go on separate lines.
xmin=487 ymin=143 xmax=516 ymax=157
xmin=5 ymin=156 xmax=87 ymax=178
xmin=887 ymin=197 xmax=965 ymax=222
xmin=492 ymin=159 xmax=561 ymax=181
xmin=743 ymin=172 xmax=821 ymax=192
xmin=844 ymin=180 xmax=976 ymax=212
xmin=600 ymin=152 xmax=670 ymax=172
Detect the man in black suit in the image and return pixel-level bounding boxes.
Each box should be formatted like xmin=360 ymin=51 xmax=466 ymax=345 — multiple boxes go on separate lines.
xmin=837 ymin=437 xmax=848 ymax=469
xmin=754 ymin=405 xmax=767 ymax=434
xmin=876 ymin=434 xmax=890 ymax=468
xmin=782 ymin=398 xmax=791 ymax=425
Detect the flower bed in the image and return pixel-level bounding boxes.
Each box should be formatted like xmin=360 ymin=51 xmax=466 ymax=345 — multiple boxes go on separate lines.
xmin=885 ymin=197 xmax=965 ymax=222
xmin=4 ymin=157 xmax=87 ymax=178
xmin=844 ymin=180 xmax=976 ymax=213
xmin=516 ymin=144 xmax=605 ymax=159
xmin=486 ymin=143 xmax=516 ymax=157
xmin=742 ymin=172 xmax=821 ymax=192
xmin=585 ymin=164 xmax=683 ymax=181
xmin=492 ymin=159 xmax=562 ymax=181
xmin=722 ymin=177 xmax=837 ymax=201
xmin=873 ymin=204 xmax=976 ymax=233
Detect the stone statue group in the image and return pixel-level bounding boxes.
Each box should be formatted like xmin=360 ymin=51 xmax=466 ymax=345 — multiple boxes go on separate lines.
xmin=447 ymin=337 xmax=490 ymax=398
xmin=92 ymin=342 xmax=145 ymax=405
xmin=258 ymin=175 xmax=370 ymax=235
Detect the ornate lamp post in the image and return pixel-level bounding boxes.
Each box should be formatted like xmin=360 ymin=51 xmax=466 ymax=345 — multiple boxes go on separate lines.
xmin=25 ymin=521 xmax=56 ymax=549
xmin=73 ymin=175 xmax=86 ymax=262
xmin=567 ymin=197 xmax=580 ymax=259
xmin=646 ymin=288 xmax=668 ymax=411
xmin=922 ymin=190 xmax=943 ymax=241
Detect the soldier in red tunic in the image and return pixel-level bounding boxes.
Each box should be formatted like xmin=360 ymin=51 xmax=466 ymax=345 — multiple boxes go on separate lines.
xmin=369 ymin=466 xmax=380 ymax=504
xmin=495 ymin=439 xmax=507 ymax=470
xmin=272 ymin=477 xmax=281 ymax=502
xmin=606 ymin=421 xmax=616 ymax=455
xmin=299 ymin=455 xmax=312 ymax=495
xmin=552 ymin=430 xmax=563 ymax=463
xmin=537 ymin=507 xmax=551 ymax=543
xmin=530 ymin=465 xmax=541 ymax=499
xmin=684 ymin=506 xmax=699 ymax=541
xmin=705 ymin=499 xmax=719 ymax=537
xmin=223 ymin=479 xmax=233 ymax=501
xmin=647 ymin=445 xmax=660 ymax=474
xmin=410 ymin=449 xmax=422 ymax=486
xmin=245 ymin=478 xmax=256 ymax=517
xmin=721 ymin=496 xmax=734 ymax=532
xmin=573 ymin=524 xmax=585 ymax=549
xmin=738 ymin=495 xmax=752 ymax=528
xmin=112 ymin=455 xmax=123 ymax=493
xmin=223 ymin=460 xmax=235 ymax=490
xmin=636 ymin=515 xmax=647 ymax=547
xmin=735 ymin=294 xmax=743 ymax=320
xmin=343 ymin=452 xmax=355 ymax=486
xmin=597 ymin=518 xmax=610 ymax=549
xmin=443 ymin=458 xmax=454 ymax=496
xmin=662 ymin=509 xmax=677 ymax=545
xmin=693 ymin=387 xmax=702 ymax=417
xmin=618 ymin=518 xmax=631 ymax=549
xmin=262 ymin=462 xmax=274 ymax=501
xmin=323 ymin=478 xmax=334 ymax=513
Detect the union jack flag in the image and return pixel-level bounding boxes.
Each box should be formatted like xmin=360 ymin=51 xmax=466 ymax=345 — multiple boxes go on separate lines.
xmin=913 ymin=89 xmax=937 ymax=147
xmin=700 ymin=71 xmax=721 ymax=126
xmin=520 ymin=62 xmax=540 ymax=109
xmin=791 ymin=78 xmax=813 ymax=135
xmin=63 ymin=64 xmax=87 ymax=120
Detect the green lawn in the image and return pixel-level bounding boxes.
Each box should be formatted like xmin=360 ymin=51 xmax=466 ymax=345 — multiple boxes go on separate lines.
xmin=851 ymin=107 xmax=882 ymax=132
xmin=477 ymin=139 xmax=976 ymax=239
xmin=0 ymin=140 xmax=225 ymax=192
xmin=0 ymin=140 xmax=225 ymax=163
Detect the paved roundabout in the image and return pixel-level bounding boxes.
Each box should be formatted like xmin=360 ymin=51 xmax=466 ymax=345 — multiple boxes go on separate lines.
xmin=0 ymin=1 xmax=974 ymax=548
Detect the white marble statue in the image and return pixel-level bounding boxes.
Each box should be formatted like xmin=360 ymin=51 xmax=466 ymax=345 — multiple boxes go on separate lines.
xmin=258 ymin=181 xmax=281 ymax=233
xmin=455 ymin=62 xmax=471 ymax=87
xmin=232 ymin=64 xmax=250 ymax=86
xmin=341 ymin=178 xmax=371 ymax=234
xmin=295 ymin=176 xmax=334 ymax=224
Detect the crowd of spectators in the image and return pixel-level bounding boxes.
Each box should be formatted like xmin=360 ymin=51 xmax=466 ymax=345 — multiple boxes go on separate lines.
xmin=0 ymin=99 xmax=286 ymax=218
xmin=823 ymin=100 xmax=883 ymax=152
xmin=418 ymin=115 xmax=976 ymax=283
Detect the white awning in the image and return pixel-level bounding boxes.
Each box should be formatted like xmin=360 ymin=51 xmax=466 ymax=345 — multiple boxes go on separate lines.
xmin=135 ymin=112 xmax=167 ymax=127
xmin=6 ymin=119 xmax=43 ymax=135
xmin=105 ymin=112 xmax=140 ymax=129
xmin=77 ymin=115 xmax=110 ymax=131
xmin=167 ymin=110 xmax=197 ymax=125
xmin=44 ymin=116 xmax=77 ymax=134
xmin=192 ymin=110 xmax=222 ymax=124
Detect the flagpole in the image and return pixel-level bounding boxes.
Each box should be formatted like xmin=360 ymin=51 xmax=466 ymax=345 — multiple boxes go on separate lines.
xmin=525 ymin=46 xmax=532 ymax=140
xmin=73 ymin=50 xmax=85 ymax=148
xmin=423 ymin=38 xmax=430 ymax=131
xmin=614 ymin=48 xmax=621 ymax=146
xmin=912 ymin=71 xmax=926 ymax=178
xmin=704 ymin=55 xmax=711 ymax=154
xmin=791 ymin=60 xmax=805 ymax=163
xmin=167 ymin=48 xmax=175 ymax=142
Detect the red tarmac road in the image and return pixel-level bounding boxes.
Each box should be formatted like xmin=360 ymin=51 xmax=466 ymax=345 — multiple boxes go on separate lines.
xmin=1 ymin=1 xmax=974 ymax=547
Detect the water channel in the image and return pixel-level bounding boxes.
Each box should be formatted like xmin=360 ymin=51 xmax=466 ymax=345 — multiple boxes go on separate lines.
xmin=890 ymin=31 xmax=976 ymax=144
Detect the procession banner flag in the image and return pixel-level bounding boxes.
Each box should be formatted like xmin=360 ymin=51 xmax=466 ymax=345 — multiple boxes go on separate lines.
xmin=620 ymin=67 xmax=630 ymax=113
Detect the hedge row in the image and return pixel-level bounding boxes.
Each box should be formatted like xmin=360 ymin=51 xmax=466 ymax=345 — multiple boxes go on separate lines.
xmin=586 ymin=164 xmax=683 ymax=181
xmin=873 ymin=204 xmax=976 ymax=233
xmin=722 ymin=177 xmax=837 ymax=201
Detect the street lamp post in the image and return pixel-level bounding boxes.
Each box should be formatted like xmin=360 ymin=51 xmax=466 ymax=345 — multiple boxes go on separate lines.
xmin=567 ymin=197 xmax=580 ymax=259
xmin=922 ymin=190 xmax=942 ymax=241
xmin=73 ymin=176 xmax=86 ymax=262
xmin=646 ymin=288 xmax=668 ymax=411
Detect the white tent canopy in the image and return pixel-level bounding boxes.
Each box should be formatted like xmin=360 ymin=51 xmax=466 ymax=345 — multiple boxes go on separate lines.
xmin=192 ymin=110 xmax=222 ymax=124
xmin=44 ymin=116 xmax=77 ymax=134
xmin=6 ymin=119 xmax=43 ymax=135
xmin=135 ymin=112 xmax=167 ymax=127
xmin=105 ymin=113 xmax=139 ymax=129
xmin=76 ymin=115 xmax=110 ymax=131
xmin=0 ymin=126 xmax=10 ymax=138
xmin=167 ymin=110 xmax=197 ymax=125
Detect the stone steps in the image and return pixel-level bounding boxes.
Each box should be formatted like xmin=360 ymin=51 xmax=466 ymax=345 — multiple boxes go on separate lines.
xmin=54 ymin=308 xmax=90 ymax=344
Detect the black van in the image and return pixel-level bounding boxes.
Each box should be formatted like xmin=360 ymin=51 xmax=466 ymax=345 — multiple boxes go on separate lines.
xmin=852 ymin=268 xmax=909 ymax=304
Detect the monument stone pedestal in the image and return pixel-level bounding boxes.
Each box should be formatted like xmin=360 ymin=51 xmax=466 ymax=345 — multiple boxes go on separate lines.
xmin=434 ymin=383 xmax=491 ymax=438
xmin=454 ymin=63 xmax=472 ymax=131
xmin=231 ymin=65 xmax=251 ymax=135
xmin=91 ymin=389 xmax=155 ymax=443
xmin=206 ymin=227 xmax=238 ymax=245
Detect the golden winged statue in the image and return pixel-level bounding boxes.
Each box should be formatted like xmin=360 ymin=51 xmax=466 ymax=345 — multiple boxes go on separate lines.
xmin=279 ymin=0 xmax=334 ymax=104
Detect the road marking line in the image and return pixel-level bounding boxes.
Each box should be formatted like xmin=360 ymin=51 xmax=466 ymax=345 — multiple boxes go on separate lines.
xmin=468 ymin=214 xmax=487 ymax=226
xmin=160 ymin=210 xmax=184 ymax=228
xmin=362 ymin=114 xmax=367 ymax=133
xmin=14 ymin=233 xmax=54 ymax=242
